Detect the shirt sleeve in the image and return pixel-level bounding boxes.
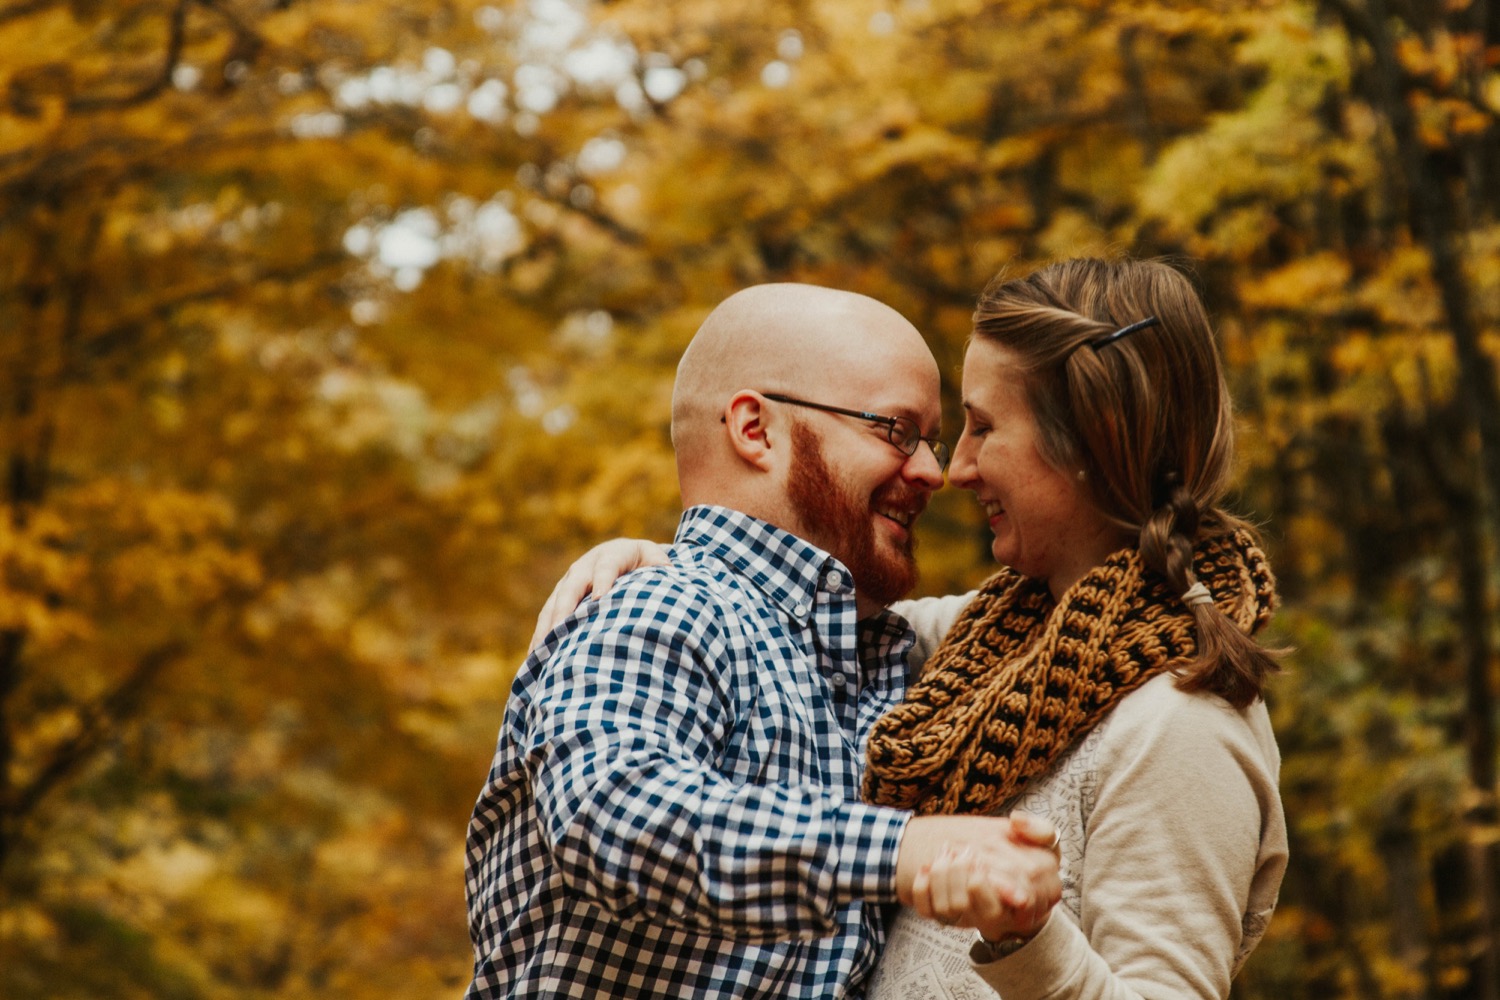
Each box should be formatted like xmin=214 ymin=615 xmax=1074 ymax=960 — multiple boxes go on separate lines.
xmin=522 ymin=571 xmax=910 ymax=942
xmin=972 ymin=681 xmax=1288 ymax=999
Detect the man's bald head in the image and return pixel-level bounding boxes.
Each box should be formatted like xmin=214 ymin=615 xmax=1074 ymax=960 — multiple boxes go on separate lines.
xmin=672 ymin=283 xmax=939 ymax=474
xmin=669 ymin=282 xmax=945 ymax=615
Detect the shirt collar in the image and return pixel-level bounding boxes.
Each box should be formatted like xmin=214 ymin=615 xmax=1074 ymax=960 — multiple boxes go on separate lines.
xmin=674 ymin=504 xmax=844 ymax=623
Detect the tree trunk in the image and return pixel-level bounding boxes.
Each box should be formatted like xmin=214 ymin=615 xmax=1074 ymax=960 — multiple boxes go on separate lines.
xmin=1379 ymin=798 xmax=1436 ymax=1000
xmin=0 ymin=628 xmax=24 ymax=876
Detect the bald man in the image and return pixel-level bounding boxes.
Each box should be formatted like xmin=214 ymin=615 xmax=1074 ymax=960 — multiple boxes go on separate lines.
xmin=464 ymin=285 xmax=1059 ymax=999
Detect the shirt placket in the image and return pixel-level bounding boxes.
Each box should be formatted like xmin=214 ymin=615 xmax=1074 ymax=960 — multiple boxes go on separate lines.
xmin=810 ymin=565 xmax=862 ymax=768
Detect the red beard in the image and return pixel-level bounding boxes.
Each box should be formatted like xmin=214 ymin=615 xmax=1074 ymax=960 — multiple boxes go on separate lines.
xmin=785 ymin=421 xmax=920 ymax=608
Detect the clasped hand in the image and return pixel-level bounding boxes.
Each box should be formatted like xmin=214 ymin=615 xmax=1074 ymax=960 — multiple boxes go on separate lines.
xmin=896 ymin=813 xmax=1062 ymax=943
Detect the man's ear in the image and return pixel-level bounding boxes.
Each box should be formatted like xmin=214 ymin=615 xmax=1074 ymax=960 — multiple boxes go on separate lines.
xmin=722 ymin=390 xmax=778 ymax=472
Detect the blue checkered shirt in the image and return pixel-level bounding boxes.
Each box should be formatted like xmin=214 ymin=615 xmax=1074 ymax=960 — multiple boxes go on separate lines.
xmin=465 ymin=505 xmax=915 ymax=999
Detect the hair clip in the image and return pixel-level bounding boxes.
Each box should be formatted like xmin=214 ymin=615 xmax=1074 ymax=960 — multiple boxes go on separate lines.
xmin=1086 ymin=315 xmax=1160 ymax=351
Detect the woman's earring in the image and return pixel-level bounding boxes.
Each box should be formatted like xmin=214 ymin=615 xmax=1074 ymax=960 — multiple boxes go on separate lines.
xmin=1076 ymin=469 xmax=1088 ymax=482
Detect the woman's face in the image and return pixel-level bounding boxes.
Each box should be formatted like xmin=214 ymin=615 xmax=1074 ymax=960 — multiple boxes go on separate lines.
xmin=949 ymin=338 xmax=1126 ymax=597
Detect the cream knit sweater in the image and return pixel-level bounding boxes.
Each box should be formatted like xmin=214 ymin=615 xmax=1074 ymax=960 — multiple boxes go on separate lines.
xmin=868 ymin=593 xmax=1288 ymax=1000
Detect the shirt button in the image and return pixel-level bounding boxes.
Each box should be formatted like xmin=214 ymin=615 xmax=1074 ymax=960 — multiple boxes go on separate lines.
xmin=830 ymin=673 xmax=847 ymax=688
xmin=793 ymin=602 xmax=809 ymax=617
xmin=825 ymin=569 xmax=844 ymax=589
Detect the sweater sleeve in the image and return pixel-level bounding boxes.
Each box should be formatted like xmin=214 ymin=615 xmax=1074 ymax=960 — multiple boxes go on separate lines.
xmin=973 ymin=676 xmax=1288 ymax=1000
xmin=888 ymin=591 xmax=977 ymax=680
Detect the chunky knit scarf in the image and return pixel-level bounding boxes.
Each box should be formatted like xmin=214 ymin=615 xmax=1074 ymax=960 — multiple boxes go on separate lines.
xmin=863 ymin=528 xmax=1277 ymax=816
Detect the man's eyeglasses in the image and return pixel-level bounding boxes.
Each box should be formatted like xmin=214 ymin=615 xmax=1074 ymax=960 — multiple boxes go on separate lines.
xmin=761 ymin=392 xmax=951 ymax=471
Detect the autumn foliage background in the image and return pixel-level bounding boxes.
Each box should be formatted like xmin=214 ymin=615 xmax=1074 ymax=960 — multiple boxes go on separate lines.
xmin=3 ymin=0 xmax=1500 ymax=997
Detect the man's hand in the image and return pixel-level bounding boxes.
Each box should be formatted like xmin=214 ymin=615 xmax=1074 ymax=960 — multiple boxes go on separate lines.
xmin=895 ymin=814 xmax=1062 ymax=937
xmin=531 ymin=538 xmax=672 ymax=649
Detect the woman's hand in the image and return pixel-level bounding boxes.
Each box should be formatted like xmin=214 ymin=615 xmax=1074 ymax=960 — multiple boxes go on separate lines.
xmin=530 ymin=538 xmax=672 ymax=648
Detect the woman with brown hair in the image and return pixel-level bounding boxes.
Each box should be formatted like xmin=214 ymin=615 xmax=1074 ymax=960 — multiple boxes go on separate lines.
xmin=864 ymin=256 xmax=1286 ymax=998
xmin=532 ymin=258 xmax=1287 ymax=998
